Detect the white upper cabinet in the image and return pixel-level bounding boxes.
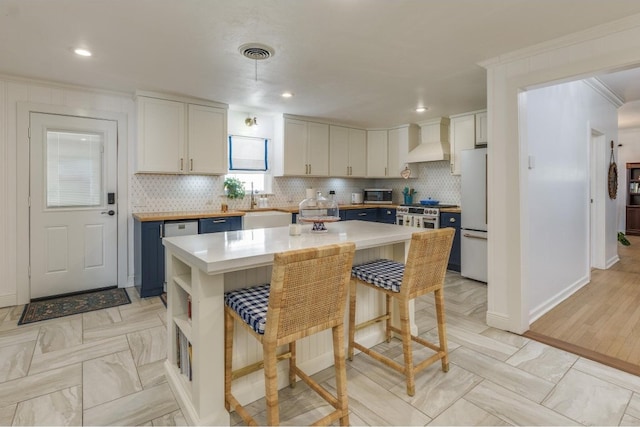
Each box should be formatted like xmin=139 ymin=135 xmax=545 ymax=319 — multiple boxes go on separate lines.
xmin=137 ymin=97 xmax=185 ymax=173
xmin=282 ymin=117 xmax=329 ymax=176
xmin=387 ymin=124 xmax=418 ymax=178
xmin=187 ymin=104 xmax=227 ymax=174
xmin=366 ymin=130 xmax=388 ymax=177
xmin=136 ymin=93 xmax=227 ymax=174
xmin=367 ymin=125 xmax=419 ymax=178
xmin=475 ymin=110 xmax=488 ymax=145
xmin=449 ymin=113 xmax=476 ymax=175
xmin=330 ymin=126 xmax=366 ymax=177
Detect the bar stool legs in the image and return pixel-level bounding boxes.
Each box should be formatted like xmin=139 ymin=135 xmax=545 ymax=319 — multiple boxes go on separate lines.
xmin=347 ymin=228 xmax=455 ymax=397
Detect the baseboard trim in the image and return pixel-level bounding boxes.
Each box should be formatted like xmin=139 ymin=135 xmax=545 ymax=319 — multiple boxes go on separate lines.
xmin=528 ymin=274 xmax=590 ymax=324
xmin=0 ymin=293 xmax=17 ymax=308
xmin=485 ymin=311 xmax=519 ymax=332
xmin=522 ymin=330 xmax=640 ymax=377
xmin=606 ymin=254 xmax=620 ymax=269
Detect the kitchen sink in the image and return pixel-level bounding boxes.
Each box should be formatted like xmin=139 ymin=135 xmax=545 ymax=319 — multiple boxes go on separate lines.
xmin=243 ymin=210 xmax=292 ymax=230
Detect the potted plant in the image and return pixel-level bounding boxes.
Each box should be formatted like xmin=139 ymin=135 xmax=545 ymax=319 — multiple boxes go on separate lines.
xmin=224 ymin=177 xmax=245 ymax=199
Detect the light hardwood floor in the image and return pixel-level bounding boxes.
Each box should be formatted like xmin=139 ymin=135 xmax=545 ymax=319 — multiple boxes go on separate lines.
xmin=2 ymin=273 xmax=640 ymax=425
xmin=527 ymin=235 xmax=640 ymax=375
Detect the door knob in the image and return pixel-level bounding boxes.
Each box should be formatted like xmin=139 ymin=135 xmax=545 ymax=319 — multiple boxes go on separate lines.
xmin=101 ymin=210 xmax=116 ymax=216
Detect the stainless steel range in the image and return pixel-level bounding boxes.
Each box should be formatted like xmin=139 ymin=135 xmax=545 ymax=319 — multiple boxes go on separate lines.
xmin=396 ymin=204 xmax=458 ymax=229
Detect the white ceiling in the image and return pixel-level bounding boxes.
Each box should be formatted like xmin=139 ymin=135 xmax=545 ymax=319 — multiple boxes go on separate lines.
xmin=2 ymin=0 xmax=640 ymax=129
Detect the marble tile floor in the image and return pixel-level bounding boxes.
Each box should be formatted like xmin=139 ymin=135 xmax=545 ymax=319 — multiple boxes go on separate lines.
xmin=0 ymin=274 xmax=639 ymax=425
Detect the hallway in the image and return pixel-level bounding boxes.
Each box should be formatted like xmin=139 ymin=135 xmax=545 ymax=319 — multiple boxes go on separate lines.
xmin=526 ymin=236 xmax=640 ymax=376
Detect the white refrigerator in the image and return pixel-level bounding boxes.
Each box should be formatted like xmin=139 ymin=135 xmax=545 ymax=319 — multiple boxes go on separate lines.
xmin=461 ymin=147 xmax=488 ymax=283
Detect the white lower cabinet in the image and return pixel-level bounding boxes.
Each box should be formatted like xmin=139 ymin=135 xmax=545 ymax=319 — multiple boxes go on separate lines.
xmin=136 ymin=93 xmax=228 ymax=174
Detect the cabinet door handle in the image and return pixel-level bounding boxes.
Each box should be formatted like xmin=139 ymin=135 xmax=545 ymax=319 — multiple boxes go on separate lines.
xmin=180 ymin=158 xmax=184 ymax=171
xmin=449 ymin=217 xmax=456 ymax=223
xmin=212 ymin=219 xmax=226 ymax=224
xmin=190 ymin=159 xmax=193 ymax=171
xmin=358 ymin=212 xmax=367 ymax=216
xmin=308 ymin=164 xmax=311 ymax=174
xmin=385 ymin=167 xmax=387 ymax=176
xmin=463 ymin=233 xmax=487 ymax=240
xmin=159 ymin=224 xmax=163 ymax=238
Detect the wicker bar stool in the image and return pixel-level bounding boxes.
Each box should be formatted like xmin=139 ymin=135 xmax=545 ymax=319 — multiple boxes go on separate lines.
xmin=224 ymin=242 xmax=356 ymax=426
xmin=348 ymin=228 xmax=454 ymax=396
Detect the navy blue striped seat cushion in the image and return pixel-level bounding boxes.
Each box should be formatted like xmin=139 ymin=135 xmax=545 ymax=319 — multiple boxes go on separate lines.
xmin=224 ymin=284 xmax=270 ymax=335
xmin=351 ymin=259 xmax=404 ymax=292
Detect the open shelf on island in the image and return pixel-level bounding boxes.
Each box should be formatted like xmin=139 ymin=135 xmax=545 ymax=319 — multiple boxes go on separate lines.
xmin=173 ymin=274 xmax=192 ymax=294
xmin=174 ymin=315 xmax=192 ymax=342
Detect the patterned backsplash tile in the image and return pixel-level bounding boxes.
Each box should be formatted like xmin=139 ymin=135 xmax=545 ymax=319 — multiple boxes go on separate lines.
xmin=131 ymin=160 xmax=460 ymax=213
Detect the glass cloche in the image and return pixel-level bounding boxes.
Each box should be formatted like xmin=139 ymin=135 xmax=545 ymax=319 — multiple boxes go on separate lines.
xmin=298 ymin=191 xmax=340 ymax=232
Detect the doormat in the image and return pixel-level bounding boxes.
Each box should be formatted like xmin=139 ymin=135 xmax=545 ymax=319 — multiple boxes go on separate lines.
xmin=18 ymin=287 xmax=131 ymax=325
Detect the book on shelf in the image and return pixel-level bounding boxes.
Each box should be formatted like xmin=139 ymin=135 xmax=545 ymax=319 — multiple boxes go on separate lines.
xmin=176 ymin=327 xmax=192 ymax=381
xmin=187 ymin=295 xmax=192 ymax=323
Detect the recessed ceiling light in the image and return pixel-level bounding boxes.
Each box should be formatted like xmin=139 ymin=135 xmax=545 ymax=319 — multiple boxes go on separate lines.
xmin=416 ymin=107 xmax=427 ymax=113
xmin=282 ymin=92 xmax=294 ymax=98
xmin=74 ymin=48 xmax=92 ymax=57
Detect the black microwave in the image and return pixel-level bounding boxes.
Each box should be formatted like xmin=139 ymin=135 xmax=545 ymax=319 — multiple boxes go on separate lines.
xmin=363 ymin=188 xmax=393 ymax=204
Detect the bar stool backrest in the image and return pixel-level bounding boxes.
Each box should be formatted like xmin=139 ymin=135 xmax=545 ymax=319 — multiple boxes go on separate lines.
xmin=401 ymin=228 xmax=455 ymax=299
xmin=264 ymin=242 xmax=356 ymax=346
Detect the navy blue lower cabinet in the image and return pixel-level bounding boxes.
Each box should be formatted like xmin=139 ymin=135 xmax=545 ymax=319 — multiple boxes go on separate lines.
xmin=440 ymin=212 xmax=461 ymax=272
xmin=377 ymin=208 xmax=397 ymax=224
xmin=134 ymin=220 xmax=165 ymax=298
xmin=345 ymin=208 xmax=378 ymax=222
xmin=198 ymin=216 xmax=242 ymax=233
xmin=292 ymin=213 xmax=298 ymax=224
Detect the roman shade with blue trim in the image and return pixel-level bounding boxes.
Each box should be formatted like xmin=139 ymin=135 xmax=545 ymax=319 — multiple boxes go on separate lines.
xmin=228 ymin=135 xmax=268 ymax=171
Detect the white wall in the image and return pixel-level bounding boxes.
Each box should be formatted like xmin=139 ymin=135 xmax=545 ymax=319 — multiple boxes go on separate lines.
xmin=523 ymin=81 xmax=618 ymax=321
xmin=0 ymin=75 xmax=134 ymax=307
xmin=484 ymin=13 xmax=640 ymax=333
xmin=618 ymin=125 xmax=640 ymax=232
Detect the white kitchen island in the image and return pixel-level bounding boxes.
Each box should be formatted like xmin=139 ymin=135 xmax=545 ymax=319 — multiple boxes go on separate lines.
xmin=162 ymin=220 xmax=418 ymax=426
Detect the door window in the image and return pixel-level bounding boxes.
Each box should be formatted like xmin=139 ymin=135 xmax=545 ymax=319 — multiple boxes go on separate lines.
xmin=46 ymin=130 xmax=104 ymax=208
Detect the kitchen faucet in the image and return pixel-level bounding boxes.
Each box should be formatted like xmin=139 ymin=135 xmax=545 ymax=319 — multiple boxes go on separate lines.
xmin=250 ymin=182 xmax=257 ymax=209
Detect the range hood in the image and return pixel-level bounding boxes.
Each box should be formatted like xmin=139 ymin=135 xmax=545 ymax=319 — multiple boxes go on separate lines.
xmin=406 ymin=117 xmax=450 ymax=163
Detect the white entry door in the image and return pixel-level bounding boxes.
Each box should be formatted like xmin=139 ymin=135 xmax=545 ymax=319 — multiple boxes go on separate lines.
xmin=30 ymin=113 xmax=118 ymax=299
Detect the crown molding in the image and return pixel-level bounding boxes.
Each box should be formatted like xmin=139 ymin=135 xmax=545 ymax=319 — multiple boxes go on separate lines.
xmin=480 ymin=13 xmax=640 ymax=68
xmin=584 ymin=78 xmax=625 ymax=108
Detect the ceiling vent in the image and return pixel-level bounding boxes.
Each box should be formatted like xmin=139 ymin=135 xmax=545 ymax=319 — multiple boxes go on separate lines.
xmin=239 ymin=43 xmax=275 ymax=60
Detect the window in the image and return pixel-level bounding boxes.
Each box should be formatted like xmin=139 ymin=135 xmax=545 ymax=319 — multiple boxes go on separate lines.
xmin=46 ymin=130 xmax=104 ymax=208
xmin=229 ymin=135 xmax=268 ymax=171
xmin=227 ymin=135 xmax=273 ymax=194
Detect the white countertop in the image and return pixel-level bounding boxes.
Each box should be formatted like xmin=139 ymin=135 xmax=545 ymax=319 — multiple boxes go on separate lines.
xmin=162 ymin=220 xmax=416 ymax=275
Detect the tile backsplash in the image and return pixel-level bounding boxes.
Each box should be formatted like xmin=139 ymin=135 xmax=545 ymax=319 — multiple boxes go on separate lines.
xmin=131 ymin=160 xmax=460 ymax=213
